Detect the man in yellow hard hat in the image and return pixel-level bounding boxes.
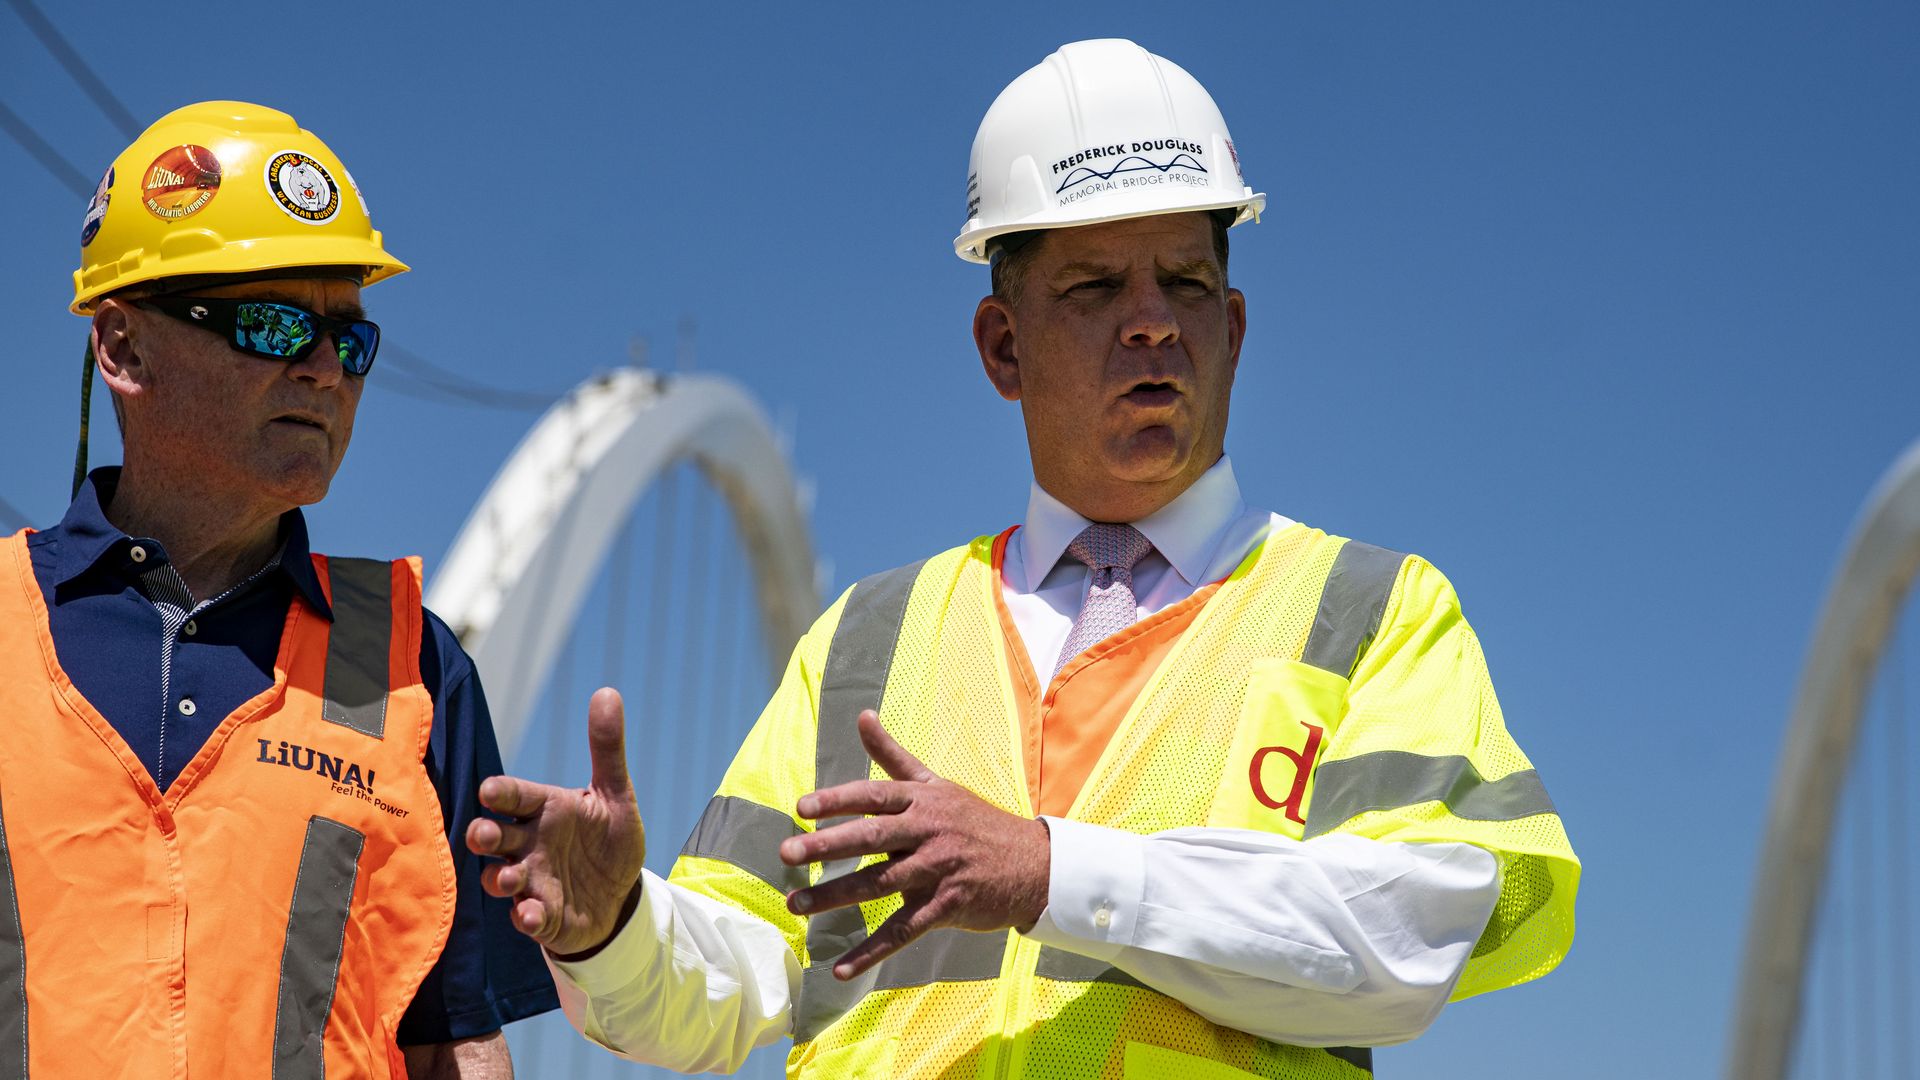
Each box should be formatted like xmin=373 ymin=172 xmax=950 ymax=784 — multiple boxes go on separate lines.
xmin=468 ymin=40 xmax=1580 ymax=1078
xmin=0 ymin=102 xmax=557 ymax=1077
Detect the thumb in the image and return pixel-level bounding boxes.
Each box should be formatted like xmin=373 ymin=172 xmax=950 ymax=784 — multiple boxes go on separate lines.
xmin=586 ymin=687 xmax=633 ymax=800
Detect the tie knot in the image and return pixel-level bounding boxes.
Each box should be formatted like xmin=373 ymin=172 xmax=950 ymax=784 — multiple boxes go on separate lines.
xmin=1065 ymin=523 xmax=1153 ymax=574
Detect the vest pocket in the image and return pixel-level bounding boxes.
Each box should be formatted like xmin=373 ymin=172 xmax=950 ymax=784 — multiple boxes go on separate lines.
xmin=792 ymin=1036 xmax=898 ymax=1079
xmin=1205 ymin=659 xmax=1350 ymax=837
xmin=1123 ymin=1043 xmax=1261 ymax=1079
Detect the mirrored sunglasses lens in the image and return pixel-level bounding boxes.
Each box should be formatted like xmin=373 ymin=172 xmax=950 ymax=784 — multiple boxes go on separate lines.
xmin=235 ymin=303 xmax=318 ymax=358
xmin=336 ymin=323 xmax=379 ymax=375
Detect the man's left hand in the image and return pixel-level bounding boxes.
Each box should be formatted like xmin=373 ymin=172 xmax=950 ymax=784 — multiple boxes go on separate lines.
xmin=781 ymin=710 xmax=1051 ymax=980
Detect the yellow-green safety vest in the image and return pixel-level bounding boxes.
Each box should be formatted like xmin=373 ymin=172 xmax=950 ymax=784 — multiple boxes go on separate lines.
xmin=670 ymin=525 xmax=1578 ymax=1079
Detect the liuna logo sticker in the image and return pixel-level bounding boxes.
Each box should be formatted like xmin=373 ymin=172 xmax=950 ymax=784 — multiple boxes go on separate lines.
xmin=266 ymin=150 xmax=340 ymax=225
xmin=142 ymin=145 xmax=222 ymax=220
xmin=81 ymin=166 xmax=113 ymax=246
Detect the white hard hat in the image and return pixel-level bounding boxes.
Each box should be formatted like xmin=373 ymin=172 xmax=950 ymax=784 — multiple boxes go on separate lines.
xmin=954 ymin=39 xmax=1266 ymax=264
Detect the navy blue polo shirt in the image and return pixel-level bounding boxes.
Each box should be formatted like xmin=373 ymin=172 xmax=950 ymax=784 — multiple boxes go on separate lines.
xmin=25 ymin=469 xmax=558 ymax=1044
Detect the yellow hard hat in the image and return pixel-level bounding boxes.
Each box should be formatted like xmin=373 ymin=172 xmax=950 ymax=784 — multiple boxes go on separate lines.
xmin=71 ymin=101 xmax=407 ymax=315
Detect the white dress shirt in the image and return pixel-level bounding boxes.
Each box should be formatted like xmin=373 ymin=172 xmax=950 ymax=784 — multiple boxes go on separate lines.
xmin=548 ymin=456 xmax=1502 ymax=1070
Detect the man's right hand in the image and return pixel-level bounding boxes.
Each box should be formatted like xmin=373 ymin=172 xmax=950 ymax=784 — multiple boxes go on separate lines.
xmin=465 ymin=686 xmax=647 ymax=959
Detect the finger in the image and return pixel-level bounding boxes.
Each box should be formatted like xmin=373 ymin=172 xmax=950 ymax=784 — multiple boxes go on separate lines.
xmin=587 ymin=687 xmax=633 ymax=800
xmin=465 ymin=816 xmax=503 ymax=856
xmin=795 ymin=779 xmax=917 ymax=822
xmin=833 ymin=900 xmax=938 ymax=979
xmin=788 ymin=856 xmax=918 ymax=916
xmin=780 ymin=813 xmax=917 ymax=867
xmin=513 ymin=896 xmax=552 ymax=941
xmin=468 ymin=817 xmax=539 ymax=859
xmin=479 ymin=861 xmax=527 ymax=898
xmin=477 ymin=774 xmax=549 ymax=818
xmin=858 ymin=710 xmax=934 ymax=783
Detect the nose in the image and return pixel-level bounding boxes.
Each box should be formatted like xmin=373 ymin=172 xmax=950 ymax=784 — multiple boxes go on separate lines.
xmin=1119 ymin=279 xmax=1179 ymax=349
xmin=287 ymin=334 xmax=345 ymax=389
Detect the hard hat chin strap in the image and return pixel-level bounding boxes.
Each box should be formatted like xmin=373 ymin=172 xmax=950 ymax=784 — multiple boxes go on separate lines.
xmin=72 ymin=338 xmax=95 ymax=501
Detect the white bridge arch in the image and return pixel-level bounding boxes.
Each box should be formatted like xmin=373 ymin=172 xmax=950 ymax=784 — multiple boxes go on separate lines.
xmin=425 ymin=368 xmax=819 ymax=760
xmin=1727 ymin=438 xmax=1920 ymax=1078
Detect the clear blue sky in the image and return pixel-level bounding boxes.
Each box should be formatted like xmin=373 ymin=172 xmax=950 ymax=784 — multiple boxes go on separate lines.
xmin=4 ymin=3 xmax=1917 ymax=1076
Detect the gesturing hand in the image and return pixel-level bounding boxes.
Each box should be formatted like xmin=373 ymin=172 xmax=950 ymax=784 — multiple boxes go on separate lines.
xmin=465 ymin=687 xmax=648 ymax=958
xmin=780 ymin=710 xmax=1051 ymax=981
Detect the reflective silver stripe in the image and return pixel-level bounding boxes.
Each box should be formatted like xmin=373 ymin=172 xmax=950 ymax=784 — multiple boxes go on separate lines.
xmin=870 ymin=929 xmax=1004 ymax=990
xmin=794 ymin=560 xmax=925 ymax=1044
xmin=1034 ymin=946 xmax=1146 ymax=989
xmin=1035 ymin=949 xmax=1370 ymax=1074
xmin=1326 ymin=1046 xmax=1373 ymax=1073
xmin=0 ymin=789 xmax=25 ymax=1078
xmin=272 ymin=817 xmax=365 ymax=1080
xmin=1305 ymin=752 xmax=1556 ymax=838
xmin=1299 ymin=541 xmax=1405 ymax=678
xmin=321 ymin=558 xmax=391 ymax=739
xmin=679 ymin=795 xmax=806 ymax=894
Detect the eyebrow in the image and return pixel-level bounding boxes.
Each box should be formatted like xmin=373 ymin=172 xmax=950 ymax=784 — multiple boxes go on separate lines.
xmin=1161 ymin=258 xmax=1223 ymax=285
xmin=1047 ymin=260 xmax=1123 ymax=282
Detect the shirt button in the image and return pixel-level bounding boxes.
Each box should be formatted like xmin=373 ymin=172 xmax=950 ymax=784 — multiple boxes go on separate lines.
xmin=177 ymin=698 xmax=196 ymax=717
xmin=1093 ymin=905 xmax=1113 ymax=929
xmin=183 ymin=620 xmax=197 ymax=637
xmin=129 ymin=545 xmax=148 ymax=563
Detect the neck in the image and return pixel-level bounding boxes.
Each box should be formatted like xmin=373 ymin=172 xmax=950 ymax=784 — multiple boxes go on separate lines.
xmin=105 ymin=461 xmax=287 ymax=601
xmin=1039 ymin=452 xmax=1218 ymax=524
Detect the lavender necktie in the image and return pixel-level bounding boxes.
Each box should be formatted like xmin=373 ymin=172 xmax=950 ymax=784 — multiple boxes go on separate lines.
xmin=1051 ymin=523 xmax=1155 ymax=679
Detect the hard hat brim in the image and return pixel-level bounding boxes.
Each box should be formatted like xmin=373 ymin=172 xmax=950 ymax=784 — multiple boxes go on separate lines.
xmin=954 ymin=192 xmax=1266 ymax=265
xmin=73 ymin=235 xmax=408 ymax=315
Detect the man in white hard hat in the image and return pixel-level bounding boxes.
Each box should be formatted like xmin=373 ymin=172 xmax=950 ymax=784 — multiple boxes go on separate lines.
xmin=468 ymin=40 xmax=1580 ymax=1078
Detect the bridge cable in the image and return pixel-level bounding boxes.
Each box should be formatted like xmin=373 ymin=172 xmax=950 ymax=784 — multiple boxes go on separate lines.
xmin=0 ymin=99 xmax=90 ymax=197
xmin=683 ymin=476 xmax=715 ymax=805
xmin=1887 ymin=620 xmax=1910 ymax=1077
xmin=4 ymin=0 xmax=141 ymax=139
xmin=1853 ymin=687 xmax=1876 ymax=1079
xmin=642 ymin=465 xmax=681 ymax=838
xmin=603 ymin=516 xmax=634 ymax=690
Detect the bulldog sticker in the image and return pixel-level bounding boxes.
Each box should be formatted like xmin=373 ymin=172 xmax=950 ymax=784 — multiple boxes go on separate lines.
xmin=265 ymin=150 xmax=341 ymax=224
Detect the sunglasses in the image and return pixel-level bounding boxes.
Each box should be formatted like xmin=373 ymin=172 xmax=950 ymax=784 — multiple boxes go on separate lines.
xmin=136 ymin=295 xmax=381 ymax=376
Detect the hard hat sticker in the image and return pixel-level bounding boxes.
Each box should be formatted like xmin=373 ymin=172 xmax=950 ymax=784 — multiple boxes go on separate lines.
xmin=80 ymin=166 xmax=113 ymax=246
xmin=1051 ymin=138 xmax=1209 ymax=205
xmin=142 ymin=145 xmax=222 ymax=221
xmin=341 ymin=166 xmax=369 ymax=218
xmin=265 ymin=151 xmax=341 ymax=225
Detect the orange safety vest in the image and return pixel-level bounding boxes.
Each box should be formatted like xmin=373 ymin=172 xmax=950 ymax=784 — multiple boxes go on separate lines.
xmin=0 ymin=532 xmax=455 ymax=1079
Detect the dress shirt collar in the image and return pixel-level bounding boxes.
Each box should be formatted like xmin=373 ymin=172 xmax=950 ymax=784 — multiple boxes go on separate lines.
xmin=46 ymin=467 xmax=332 ymax=618
xmin=1017 ymin=455 xmax=1249 ymax=591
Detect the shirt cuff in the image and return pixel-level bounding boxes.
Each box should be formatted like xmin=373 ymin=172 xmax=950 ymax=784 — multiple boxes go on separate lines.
xmin=1021 ymin=816 xmax=1146 ymax=961
xmin=546 ymin=868 xmax=671 ymax=998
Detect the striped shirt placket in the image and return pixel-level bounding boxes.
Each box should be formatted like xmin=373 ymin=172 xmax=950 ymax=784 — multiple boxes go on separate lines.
xmin=133 ymin=545 xmax=284 ymax=789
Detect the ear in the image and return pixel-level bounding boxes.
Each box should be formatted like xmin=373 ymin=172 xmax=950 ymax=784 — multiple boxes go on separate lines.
xmin=973 ymin=294 xmax=1022 ymax=402
xmin=1225 ymin=286 xmax=1247 ymax=375
xmin=91 ymin=299 xmax=150 ymax=402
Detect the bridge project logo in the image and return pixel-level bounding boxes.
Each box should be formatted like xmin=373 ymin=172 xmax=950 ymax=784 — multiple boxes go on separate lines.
xmin=1053 ymin=138 xmax=1209 ymax=204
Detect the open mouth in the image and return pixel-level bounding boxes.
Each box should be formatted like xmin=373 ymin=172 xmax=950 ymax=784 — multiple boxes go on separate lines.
xmin=1123 ymin=381 xmax=1180 ymax=407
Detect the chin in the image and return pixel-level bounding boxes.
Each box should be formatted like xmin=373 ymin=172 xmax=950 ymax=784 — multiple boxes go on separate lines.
xmin=1104 ymin=436 xmax=1191 ymax=485
xmin=258 ymin=460 xmax=338 ymax=508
